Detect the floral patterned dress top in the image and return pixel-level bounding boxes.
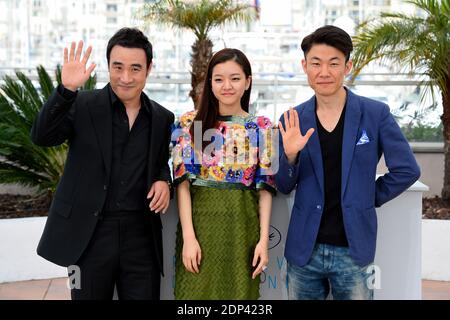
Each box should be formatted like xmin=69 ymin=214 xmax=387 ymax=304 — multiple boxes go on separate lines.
xmin=172 ymin=110 xmax=276 ymax=300
xmin=172 ymin=110 xmax=276 ymax=193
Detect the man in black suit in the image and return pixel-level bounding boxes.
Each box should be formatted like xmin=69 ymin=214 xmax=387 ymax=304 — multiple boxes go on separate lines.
xmin=31 ymin=28 xmax=174 ymax=300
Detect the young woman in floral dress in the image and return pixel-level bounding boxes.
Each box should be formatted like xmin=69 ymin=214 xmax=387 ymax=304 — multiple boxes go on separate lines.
xmin=172 ymin=48 xmax=276 ymax=299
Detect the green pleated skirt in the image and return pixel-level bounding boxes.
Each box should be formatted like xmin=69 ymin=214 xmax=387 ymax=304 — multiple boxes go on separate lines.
xmin=174 ymin=185 xmax=260 ymax=300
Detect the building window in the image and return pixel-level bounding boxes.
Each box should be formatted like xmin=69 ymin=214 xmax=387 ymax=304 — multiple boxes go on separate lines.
xmin=107 ymin=4 xmax=117 ymax=12
xmin=107 ymin=17 xmax=117 ymax=24
xmin=372 ymin=0 xmax=391 ymax=5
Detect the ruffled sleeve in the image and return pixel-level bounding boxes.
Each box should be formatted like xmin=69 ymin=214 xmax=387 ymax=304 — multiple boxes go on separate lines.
xmin=254 ymin=116 xmax=277 ymax=195
xmin=171 ymin=111 xmax=200 ymax=186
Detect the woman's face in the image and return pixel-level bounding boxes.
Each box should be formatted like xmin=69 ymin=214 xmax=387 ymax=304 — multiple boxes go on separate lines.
xmin=211 ymin=60 xmax=251 ymax=110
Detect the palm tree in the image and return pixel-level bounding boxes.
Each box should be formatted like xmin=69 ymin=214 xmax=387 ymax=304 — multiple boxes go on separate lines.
xmin=140 ymin=0 xmax=256 ymax=109
xmin=351 ymin=0 xmax=450 ymax=201
xmin=0 ymin=66 xmax=96 ymax=197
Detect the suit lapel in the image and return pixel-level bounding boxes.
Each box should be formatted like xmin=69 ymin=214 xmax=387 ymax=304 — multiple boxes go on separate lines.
xmin=302 ymin=96 xmax=325 ymax=195
xmin=341 ymin=89 xmax=361 ymax=197
xmin=88 ymin=85 xmax=112 ymax=179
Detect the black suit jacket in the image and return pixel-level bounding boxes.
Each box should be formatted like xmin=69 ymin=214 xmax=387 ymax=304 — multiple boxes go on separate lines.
xmin=31 ymin=84 xmax=174 ymax=274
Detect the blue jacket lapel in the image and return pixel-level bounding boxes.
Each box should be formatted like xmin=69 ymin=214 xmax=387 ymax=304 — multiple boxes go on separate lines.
xmin=341 ymin=89 xmax=361 ymax=197
xmin=302 ymin=96 xmax=324 ymax=195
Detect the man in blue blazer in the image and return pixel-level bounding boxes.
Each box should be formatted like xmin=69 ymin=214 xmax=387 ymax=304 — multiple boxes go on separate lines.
xmin=276 ymin=25 xmax=420 ymax=300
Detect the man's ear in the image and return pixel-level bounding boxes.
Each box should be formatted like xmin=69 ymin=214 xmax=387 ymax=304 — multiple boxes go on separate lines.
xmin=301 ymin=59 xmax=307 ymax=73
xmin=345 ymin=59 xmax=353 ymax=75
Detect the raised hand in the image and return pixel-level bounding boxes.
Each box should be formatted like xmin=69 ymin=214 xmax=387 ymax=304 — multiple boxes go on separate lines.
xmin=278 ymin=108 xmax=314 ymax=164
xmin=62 ymin=41 xmax=96 ymax=91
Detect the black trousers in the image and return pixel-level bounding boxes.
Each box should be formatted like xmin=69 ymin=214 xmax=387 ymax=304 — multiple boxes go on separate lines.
xmin=70 ymin=211 xmax=160 ymax=300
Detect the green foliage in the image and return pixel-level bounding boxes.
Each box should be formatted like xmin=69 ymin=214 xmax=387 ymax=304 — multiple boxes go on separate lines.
xmin=139 ymin=0 xmax=256 ymax=107
xmin=352 ymin=0 xmax=450 ymax=104
xmin=0 ymin=66 xmax=96 ymax=194
xmin=402 ymin=122 xmax=443 ymax=142
xmin=140 ymin=0 xmax=255 ymax=40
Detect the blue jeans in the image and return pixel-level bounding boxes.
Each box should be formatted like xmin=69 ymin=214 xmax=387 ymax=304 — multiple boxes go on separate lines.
xmin=287 ymin=243 xmax=374 ymax=300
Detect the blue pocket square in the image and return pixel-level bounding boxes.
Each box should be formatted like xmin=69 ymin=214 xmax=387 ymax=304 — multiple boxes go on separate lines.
xmin=356 ymin=130 xmax=370 ymax=145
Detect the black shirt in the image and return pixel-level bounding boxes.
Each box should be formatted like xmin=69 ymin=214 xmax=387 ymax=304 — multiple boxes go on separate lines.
xmin=315 ymin=102 xmax=349 ymax=247
xmin=103 ymin=86 xmax=151 ymax=212
xmin=57 ymin=84 xmax=152 ymax=212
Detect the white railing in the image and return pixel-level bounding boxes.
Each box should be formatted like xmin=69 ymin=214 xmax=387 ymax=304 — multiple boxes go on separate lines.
xmin=0 ymin=68 xmax=442 ymax=125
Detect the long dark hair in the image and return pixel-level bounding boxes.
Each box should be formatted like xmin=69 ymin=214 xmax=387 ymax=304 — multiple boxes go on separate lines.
xmin=190 ymin=48 xmax=252 ymax=142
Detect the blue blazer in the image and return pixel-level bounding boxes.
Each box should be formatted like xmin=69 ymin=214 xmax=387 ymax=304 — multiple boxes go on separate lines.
xmin=275 ymin=89 xmax=420 ymax=267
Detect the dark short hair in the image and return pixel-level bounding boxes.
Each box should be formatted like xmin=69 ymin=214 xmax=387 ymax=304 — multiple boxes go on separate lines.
xmin=301 ymin=25 xmax=353 ymax=62
xmin=106 ymin=27 xmax=153 ymax=69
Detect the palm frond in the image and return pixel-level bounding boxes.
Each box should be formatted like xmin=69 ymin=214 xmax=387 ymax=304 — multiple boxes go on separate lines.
xmin=0 ymin=66 xmax=70 ymax=194
xmin=37 ymin=65 xmax=55 ymax=100
xmin=404 ymin=0 xmax=443 ymax=16
xmin=140 ymin=0 xmax=254 ymax=39
xmin=138 ymin=0 xmax=255 ymax=108
xmin=1 ymin=73 xmax=41 ymax=126
xmin=352 ymin=0 xmax=450 ymax=100
xmin=55 ymin=65 xmax=62 ymax=85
